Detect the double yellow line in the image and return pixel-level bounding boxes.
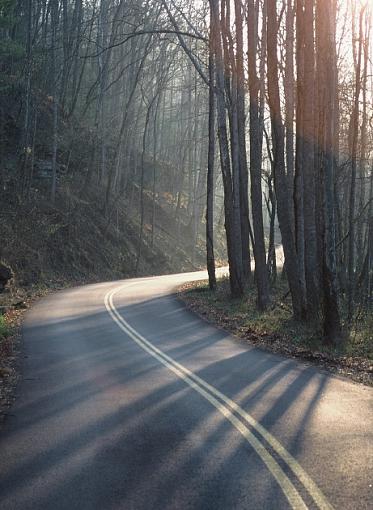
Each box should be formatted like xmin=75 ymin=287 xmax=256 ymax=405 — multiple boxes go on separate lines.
xmin=105 ymin=283 xmax=333 ymax=510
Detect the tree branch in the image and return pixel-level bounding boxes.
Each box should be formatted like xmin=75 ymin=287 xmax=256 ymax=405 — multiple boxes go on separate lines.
xmin=160 ymin=0 xmax=210 ymax=87
xmin=84 ymin=29 xmax=208 ymax=58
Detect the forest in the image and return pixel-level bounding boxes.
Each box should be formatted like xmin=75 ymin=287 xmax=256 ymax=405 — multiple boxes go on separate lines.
xmin=0 ymin=0 xmax=372 ymax=347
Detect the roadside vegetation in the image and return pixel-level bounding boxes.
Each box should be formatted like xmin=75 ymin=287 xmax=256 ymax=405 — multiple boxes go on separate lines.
xmin=0 ymin=315 xmax=9 ymax=341
xmin=180 ymin=278 xmax=373 ymax=386
xmin=0 ymin=306 xmax=20 ymax=420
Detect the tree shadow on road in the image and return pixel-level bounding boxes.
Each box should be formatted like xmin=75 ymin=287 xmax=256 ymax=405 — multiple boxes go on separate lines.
xmin=0 ymin=293 xmax=332 ymax=509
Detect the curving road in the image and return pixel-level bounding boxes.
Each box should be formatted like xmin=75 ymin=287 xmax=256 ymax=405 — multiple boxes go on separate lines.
xmin=0 ymin=271 xmax=372 ymax=509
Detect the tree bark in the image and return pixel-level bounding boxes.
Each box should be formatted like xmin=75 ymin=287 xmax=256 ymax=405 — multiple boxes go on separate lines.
xmin=207 ymin=23 xmax=217 ymax=290
xmin=347 ymin=5 xmax=364 ymax=321
xmin=315 ymin=0 xmax=342 ymax=344
xmin=210 ymin=0 xmax=244 ymax=297
xmin=247 ymin=0 xmax=271 ymax=309
xmin=267 ymin=0 xmax=305 ymax=320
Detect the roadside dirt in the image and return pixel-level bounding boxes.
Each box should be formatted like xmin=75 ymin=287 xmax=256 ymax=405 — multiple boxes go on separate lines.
xmin=0 ymin=289 xmax=31 ymax=425
xmin=0 ymin=281 xmax=83 ymax=426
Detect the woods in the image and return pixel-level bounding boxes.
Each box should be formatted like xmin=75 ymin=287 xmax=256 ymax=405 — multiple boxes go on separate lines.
xmin=211 ymin=0 xmax=372 ymax=344
xmin=1 ymin=0 xmax=372 ymax=345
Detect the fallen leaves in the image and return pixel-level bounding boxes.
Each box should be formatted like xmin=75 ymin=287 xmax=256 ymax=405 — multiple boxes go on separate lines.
xmin=178 ymin=282 xmax=373 ymax=387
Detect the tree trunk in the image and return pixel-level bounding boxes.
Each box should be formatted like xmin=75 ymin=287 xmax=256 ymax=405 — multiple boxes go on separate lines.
xmin=210 ymin=0 xmax=244 ymax=297
xmin=302 ymin=0 xmax=319 ymax=316
xmin=347 ymin=6 xmax=364 ymax=321
xmin=50 ymin=0 xmax=59 ymax=204
xmin=207 ymin=31 xmax=217 ymax=289
xmin=315 ymin=0 xmax=342 ymax=344
xmin=235 ymin=0 xmax=251 ymax=282
xmin=247 ymin=0 xmax=271 ymax=309
xmin=267 ymin=0 xmax=305 ymax=320
xmin=285 ymin=0 xmax=295 ymax=232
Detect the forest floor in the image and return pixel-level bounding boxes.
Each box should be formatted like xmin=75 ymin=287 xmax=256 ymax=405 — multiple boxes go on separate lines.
xmin=179 ymin=278 xmax=373 ymax=387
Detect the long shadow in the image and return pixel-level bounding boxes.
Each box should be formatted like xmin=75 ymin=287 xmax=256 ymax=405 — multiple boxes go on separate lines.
xmin=2 ymin=362 xmax=301 ymax=510
xmin=103 ymin=294 xmax=335 ymax=507
xmin=0 ymin=343 xmax=286 ymax=495
xmin=134 ymin=369 xmax=327 ymax=510
xmin=0 ymin=291 xmax=332 ymax=509
xmin=0 ymin=373 xmax=189 ymax=493
xmin=29 ymin=362 xmax=320 ymax=508
xmin=9 ymin=303 xmax=241 ymax=435
xmin=288 ymin=372 xmax=329 ymax=452
xmin=0 ymin=364 xmax=321 ymax=508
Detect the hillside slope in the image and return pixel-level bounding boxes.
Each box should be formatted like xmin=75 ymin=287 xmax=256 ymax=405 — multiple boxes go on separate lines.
xmin=0 ymin=181 xmax=207 ymax=289
xmin=0 ymin=89 xmax=212 ymax=291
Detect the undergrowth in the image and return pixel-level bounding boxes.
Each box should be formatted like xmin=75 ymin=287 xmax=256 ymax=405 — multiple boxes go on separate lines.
xmin=0 ymin=315 xmax=9 ymax=340
xmin=183 ymin=277 xmax=373 ymax=361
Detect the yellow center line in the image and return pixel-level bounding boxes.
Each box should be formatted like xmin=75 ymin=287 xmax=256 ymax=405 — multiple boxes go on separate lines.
xmin=104 ymin=283 xmax=333 ymax=510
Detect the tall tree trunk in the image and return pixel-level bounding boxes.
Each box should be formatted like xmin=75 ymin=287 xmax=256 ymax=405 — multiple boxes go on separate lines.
xmin=347 ymin=5 xmax=364 ymax=321
xmin=210 ymin=0 xmax=244 ymax=297
xmin=221 ymin=0 xmax=244 ymax=287
xmin=235 ymin=0 xmax=251 ymax=282
xmin=295 ymin=0 xmax=318 ymax=317
xmin=367 ymin=162 xmax=373 ymax=308
xmin=267 ymin=0 xmax=305 ymax=320
xmin=315 ymin=0 xmax=342 ymax=344
xmin=207 ymin=26 xmax=217 ymax=289
xmin=285 ymin=0 xmax=295 ymax=231
xmin=302 ymin=0 xmax=319 ymax=316
xmin=356 ymin=10 xmax=370 ymax=293
xmin=247 ymin=0 xmax=271 ymax=309
xmin=294 ymin=0 xmax=307 ymax=314
xmin=50 ymin=0 xmax=59 ymax=204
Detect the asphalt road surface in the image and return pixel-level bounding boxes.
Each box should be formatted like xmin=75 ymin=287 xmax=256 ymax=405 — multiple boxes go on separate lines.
xmin=0 ymin=271 xmax=372 ymax=510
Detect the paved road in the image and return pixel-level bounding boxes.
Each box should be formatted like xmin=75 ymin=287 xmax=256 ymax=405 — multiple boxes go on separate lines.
xmin=0 ymin=271 xmax=372 ymax=510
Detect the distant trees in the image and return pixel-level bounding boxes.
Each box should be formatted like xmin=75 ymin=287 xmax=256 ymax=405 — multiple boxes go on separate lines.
xmin=1 ymin=0 xmax=214 ymax=268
